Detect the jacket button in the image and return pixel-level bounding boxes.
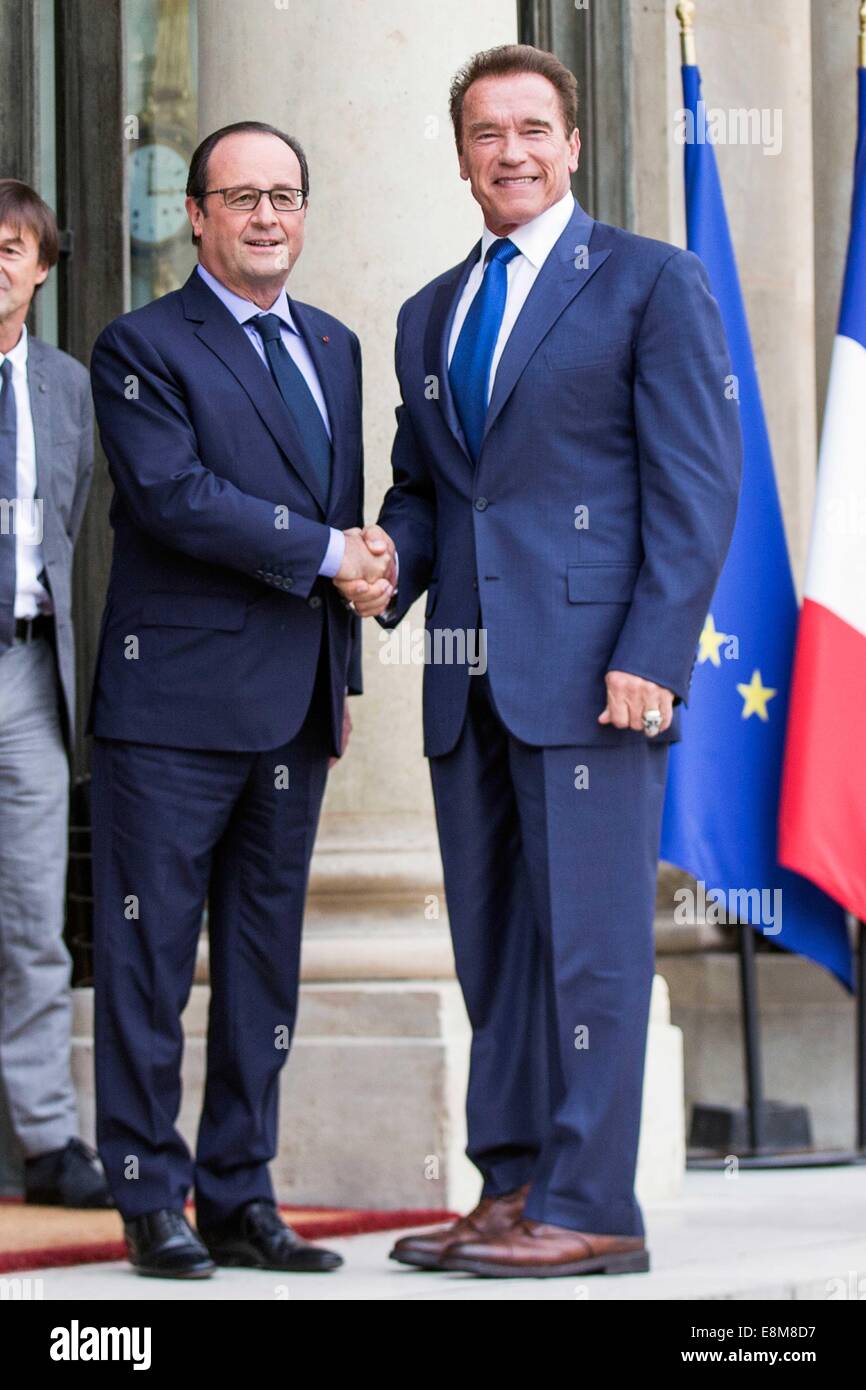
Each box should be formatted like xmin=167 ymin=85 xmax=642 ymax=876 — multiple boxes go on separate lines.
xmin=309 ymin=595 xmax=322 ymax=609
xmin=472 ymin=578 xmax=478 ymax=590
xmin=474 ymin=497 xmax=488 ymax=511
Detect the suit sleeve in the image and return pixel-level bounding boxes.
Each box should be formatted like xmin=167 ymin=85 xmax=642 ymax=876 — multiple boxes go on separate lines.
xmin=345 ymin=331 xmax=364 ymax=696
xmin=606 ymin=249 xmax=743 ymax=705
xmin=375 ymin=302 xmax=438 ymax=629
xmin=69 ymin=373 xmax=95 ymax=545
xmin=90 ymin=317 xmax=332 ymax=599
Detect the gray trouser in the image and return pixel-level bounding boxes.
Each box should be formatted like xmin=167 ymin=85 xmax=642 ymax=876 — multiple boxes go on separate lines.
xmin=0 ymin=634 xmax=78 ymax=1157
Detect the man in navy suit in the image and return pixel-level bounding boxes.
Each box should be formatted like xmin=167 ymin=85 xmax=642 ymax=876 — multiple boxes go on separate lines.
xmin=88 ymin=122 xmax=390 ymax=1278
xmin=341 ymin=46 xmax=742 ymax=1278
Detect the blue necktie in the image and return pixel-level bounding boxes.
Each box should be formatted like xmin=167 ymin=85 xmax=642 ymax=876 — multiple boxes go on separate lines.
xmin=0 ymin=358 xmax=17 ymax=652
xmin=449 ymin=237 xmax=520 ymax=463
xmin=251 ymin=313 xmax=332 ymax=507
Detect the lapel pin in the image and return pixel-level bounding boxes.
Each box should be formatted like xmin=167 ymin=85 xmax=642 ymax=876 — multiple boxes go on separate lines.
xmin=321 ymin=335 xmax=329 ymax=343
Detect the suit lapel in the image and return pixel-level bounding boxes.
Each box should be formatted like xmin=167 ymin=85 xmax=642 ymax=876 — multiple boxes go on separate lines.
xmin=423 ymin=243 xmax=481 ymax=462
xmin=25 ymin=337 xmax=52 ymax=505
xmin=182 ymin=270 xmax=329 ymax=514
xmin=481 ymin=202 xmax=610 ymax=449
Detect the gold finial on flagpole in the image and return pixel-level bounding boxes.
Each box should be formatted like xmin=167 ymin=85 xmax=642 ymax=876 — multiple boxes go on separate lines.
xmin=859 ymin=1 xmax=866 ymax=68
xmin=677 ymin=1 xmax=697 ymax=66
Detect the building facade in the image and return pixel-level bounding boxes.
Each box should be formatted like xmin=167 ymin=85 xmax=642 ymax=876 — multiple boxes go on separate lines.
xmin=0 ymin=0 xmax=859 ymax=1204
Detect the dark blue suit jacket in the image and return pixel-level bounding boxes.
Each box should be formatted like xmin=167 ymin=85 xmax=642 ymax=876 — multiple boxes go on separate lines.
xmin=87 ymin=267 xmax=363 ymax=754
xmin=378 ymin=199 xmax=742 ymax=756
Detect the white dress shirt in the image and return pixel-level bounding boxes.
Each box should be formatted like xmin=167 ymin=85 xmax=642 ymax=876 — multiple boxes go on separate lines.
xmin=447 ymin=187 xmax=576 ymax=400
xmin=0 ymin=323 xmax=52 ymax=618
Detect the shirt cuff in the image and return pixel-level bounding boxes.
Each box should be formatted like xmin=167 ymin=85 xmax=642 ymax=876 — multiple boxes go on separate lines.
xmin=319 ymin=528 xmax=346 ymax=578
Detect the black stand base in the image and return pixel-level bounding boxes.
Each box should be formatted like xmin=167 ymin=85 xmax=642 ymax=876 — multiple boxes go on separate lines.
xmin=690 ymin=1099 xmax=810 ymax=1150
xmin=687 ymin=1100 xmax=866 ymax=1167
xmin=687 ymin=1148 xmax=866 ymax=1169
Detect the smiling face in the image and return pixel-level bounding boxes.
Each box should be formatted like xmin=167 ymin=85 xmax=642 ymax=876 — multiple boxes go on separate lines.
xmin=457 ymin=72 xmax=580 ymax=236
xmin=186 ymin=130 xmax=306 ymax=307
xmin=0 ymin=220 xmax=49 ymax=350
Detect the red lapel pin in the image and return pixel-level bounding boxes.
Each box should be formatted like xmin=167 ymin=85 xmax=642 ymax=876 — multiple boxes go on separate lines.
xmin=321 ymin=335 xmax=329 ymax=343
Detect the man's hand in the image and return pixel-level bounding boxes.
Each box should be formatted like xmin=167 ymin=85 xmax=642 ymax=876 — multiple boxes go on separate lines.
xmin=336 ymin=527 xmax=392 ymax=584
xmin=333 ymin=524 xmax=397 ymax=618
xmin=598 ymin=671 xmax=674 ymax=735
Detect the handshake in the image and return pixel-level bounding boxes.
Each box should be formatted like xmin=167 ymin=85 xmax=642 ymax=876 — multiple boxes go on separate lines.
xmin=333 ymin=524 xmax=397 ymax=618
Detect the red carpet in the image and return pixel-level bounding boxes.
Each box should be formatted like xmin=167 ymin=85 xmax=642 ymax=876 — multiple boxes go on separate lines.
xmin=0 ymin=1197 xmax=456 ymax=1273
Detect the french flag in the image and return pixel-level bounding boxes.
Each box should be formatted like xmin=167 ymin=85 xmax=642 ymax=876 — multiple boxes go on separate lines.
xmin=779 ymin=67 xmax=866 ymax=920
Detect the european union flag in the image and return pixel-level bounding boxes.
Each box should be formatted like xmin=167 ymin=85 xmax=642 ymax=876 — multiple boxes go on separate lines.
xmin=660 ymin=63 xmax=853 ymax=989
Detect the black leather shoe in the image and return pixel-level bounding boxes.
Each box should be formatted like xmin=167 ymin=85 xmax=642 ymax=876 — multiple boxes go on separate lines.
xmin=124 ymin=1209 xmax=217 ymax=1279
xmin=200 ymin=1198 xmax=343 ymax=1272
xmin=24 ymin=1138 xmax=115 ymax=1209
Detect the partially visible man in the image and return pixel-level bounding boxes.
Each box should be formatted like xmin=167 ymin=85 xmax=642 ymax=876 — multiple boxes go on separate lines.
xmin=88 ymin=123 xmax=390 ymax=1278
xmin=0 ymin=179 xmax=109 ymax=1207
xmin=341 ymin=45 xmax=741 ymax=1278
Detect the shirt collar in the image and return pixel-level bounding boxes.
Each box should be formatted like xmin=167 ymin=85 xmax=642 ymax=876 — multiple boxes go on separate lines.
xmin=0 ymin=321 xmax=28 ymax=370
xmin=196 ymin=262 xmax=298 ymax=334
xmin=479 ymin=187 xmax=575 ymax=270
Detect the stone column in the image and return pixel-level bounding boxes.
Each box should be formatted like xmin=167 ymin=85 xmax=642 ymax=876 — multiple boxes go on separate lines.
xmin=196 ymin=0 xmax=516 ymax=1212
xmin=199 ymin=1 xmax=518 ymax=834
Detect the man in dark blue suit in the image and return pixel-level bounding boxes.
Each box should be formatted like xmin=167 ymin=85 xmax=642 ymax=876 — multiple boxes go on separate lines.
xmin=88 ymin=122 xmax=390 ymax=1278
xmin=342 ymin=46 xmax=742 ymax=1278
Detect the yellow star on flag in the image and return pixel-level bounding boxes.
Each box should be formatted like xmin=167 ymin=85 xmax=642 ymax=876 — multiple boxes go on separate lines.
xmin=736 ymin=669 xmax=777 ymax=721
xmin=698 ymin=613 xmax=728 ymax=667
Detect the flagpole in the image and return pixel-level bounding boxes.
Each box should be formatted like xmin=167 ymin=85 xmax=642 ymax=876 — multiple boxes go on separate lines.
xmin=859 ymin=0 xmax=866 ymax=1158
xmin=857 ymin=920 xmax=865 ymax=1149
xmin=676 ymin=0 xmax=696 ymax=65
xmin=738 ymin=918 xmax=767 ymax=1151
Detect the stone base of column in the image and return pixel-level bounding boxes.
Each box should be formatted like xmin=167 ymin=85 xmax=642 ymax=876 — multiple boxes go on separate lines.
xmin=64 ymin=969 xmax=682 ymax=1213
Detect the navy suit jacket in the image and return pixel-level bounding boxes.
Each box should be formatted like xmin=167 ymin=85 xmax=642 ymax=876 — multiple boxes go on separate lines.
xmin=87 ymin=267 xmax=363 ymax=754
xmin=377 ymin=199 xmax=742 ymax=757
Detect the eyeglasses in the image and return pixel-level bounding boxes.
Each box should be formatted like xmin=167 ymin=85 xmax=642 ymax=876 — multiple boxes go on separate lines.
xmin=200 ymin=186 xmax=307 ymax=212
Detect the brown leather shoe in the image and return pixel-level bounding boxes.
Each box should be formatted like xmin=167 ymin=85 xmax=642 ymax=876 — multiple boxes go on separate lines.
xmin=439 ymin=1218 xmax=650 ymax=1278
xmin=389 ymin=1184 xmax=530 ymax=1269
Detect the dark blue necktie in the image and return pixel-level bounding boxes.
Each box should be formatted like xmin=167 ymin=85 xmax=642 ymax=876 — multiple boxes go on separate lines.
xmin=449 ymin=237 xmax=520 ymax=462
xmin=0 ymin=358 xmax=17 ymax=652
xmin=251 ymin=312 xmax=332 ymax=507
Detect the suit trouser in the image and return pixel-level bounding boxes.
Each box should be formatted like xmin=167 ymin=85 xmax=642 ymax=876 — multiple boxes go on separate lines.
xmin=428 ymin=669 xmax=669 ymax=1237
xmin=90 ymin=660 xmax=331 ymax=1226
xmin=0 ymin=634 xmax=78 ymax=1157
